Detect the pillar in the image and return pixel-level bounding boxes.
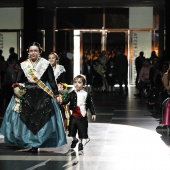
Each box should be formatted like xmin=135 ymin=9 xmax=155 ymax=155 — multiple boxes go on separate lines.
xmin=23 ymin=0 xmax=37 ymax=50
xmin=44 ymin=6 xmax=55 ymax=56
xmin=165 ymin=0 xmax=170 ymax=53
xmin=158 ymin=8 xmax=165 ymax=58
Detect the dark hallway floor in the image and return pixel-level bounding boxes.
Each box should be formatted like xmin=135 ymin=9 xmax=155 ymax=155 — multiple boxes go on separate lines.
xmin=0 ymin=86 xmax=170 ymax=170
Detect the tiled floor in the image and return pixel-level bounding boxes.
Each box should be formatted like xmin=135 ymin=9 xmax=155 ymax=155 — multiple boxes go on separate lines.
xmin=0 ymin=86 xmax=170 ymax=170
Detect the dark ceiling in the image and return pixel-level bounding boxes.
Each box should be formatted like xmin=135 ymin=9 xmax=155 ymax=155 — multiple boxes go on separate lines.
xmin=0 ymin=0 xmax=165 ymax=9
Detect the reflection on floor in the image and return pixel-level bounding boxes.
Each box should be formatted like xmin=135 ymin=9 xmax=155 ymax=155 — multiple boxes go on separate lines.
xmin=0 ymin=86 xmax=170 ymax=170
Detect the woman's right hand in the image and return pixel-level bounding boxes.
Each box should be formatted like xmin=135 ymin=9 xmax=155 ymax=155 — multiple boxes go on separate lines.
xmin=55 ymin=96 xmax=62 ymax=104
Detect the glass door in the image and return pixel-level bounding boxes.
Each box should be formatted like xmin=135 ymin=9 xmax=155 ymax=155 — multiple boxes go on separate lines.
xmin=82 ymin=32 xmax=102 ymax=53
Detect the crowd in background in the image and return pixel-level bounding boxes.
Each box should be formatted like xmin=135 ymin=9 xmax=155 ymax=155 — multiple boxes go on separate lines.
xmin=133 ymin=50 xmax=170 ymax=122
xmin=0 ymin=47 xmax=20 ymax=115
xmin=81 ymin=48 xmax=128 ymax=95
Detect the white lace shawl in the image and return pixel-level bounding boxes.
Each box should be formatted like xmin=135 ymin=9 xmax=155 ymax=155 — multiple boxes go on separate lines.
xmin=53 ymin=64 xmax=66 ymax=80
xmin=20 ymin=58 xmax=50 ymax=83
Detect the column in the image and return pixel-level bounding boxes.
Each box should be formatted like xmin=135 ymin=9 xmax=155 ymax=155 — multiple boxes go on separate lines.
xmin=23 ymin=0 xmax=37 ymax=50
xmin=165 ymin=0 xmax=170 ymax=52
xmin=158 ymin=9 xmax=165 ymax=58
xmin=44 ymin=6 xmax=55 ymax=55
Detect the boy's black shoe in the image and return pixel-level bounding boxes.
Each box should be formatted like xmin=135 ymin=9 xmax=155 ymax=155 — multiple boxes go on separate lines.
xmin=78 ymin=143 xmax=83 ymax=151
xmin=71 ymin=139 xmax=78 ymax=148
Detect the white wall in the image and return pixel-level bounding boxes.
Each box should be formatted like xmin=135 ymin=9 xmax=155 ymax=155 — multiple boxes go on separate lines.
xmin=129 ymin=7 xmax=153 ymax=84
xmin=130 ymin=31 xmax=152 ymax=84
xmin=0 ymin=32 xmax=18 ymax=60
xmin=129 ymin=7 xmax=153 ymax=29
xmin=0 ymin=8 xmax=23 ymax=29
xmin=0 ymin=8 xmax=23 ymax=59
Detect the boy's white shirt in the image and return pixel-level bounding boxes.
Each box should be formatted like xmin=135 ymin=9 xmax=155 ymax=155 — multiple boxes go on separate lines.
xmin=75 ymin=89 xmax=87 ymax=117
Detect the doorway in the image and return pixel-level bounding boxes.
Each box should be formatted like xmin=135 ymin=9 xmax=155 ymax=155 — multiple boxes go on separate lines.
xmin=56 ymin=30 xmax=131 ymax=85
xmin=80 ymin=30 xmax=129 ymax=85
xmin=81 ymin=30 xmax=127 ymax=57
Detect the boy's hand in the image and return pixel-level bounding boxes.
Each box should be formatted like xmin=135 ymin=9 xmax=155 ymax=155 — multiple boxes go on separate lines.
xmin=92 ymin=115 xmax=96 ymax=121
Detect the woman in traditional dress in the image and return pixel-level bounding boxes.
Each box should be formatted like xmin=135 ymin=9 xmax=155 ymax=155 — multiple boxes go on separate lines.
xmin=0 ymin=42 xmax=67 ymax=153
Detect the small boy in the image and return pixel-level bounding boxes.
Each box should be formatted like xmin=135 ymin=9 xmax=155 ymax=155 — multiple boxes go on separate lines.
xmin=61 ymin=74 xmax=96 ymax=151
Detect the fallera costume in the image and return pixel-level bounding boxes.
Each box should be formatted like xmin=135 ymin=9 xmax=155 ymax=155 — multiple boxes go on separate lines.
xmin=0 ymin=57 xmax=67 ymax=149
xmin=62 ymin=89 xmax=96 ymax=139
xmin=53 ymin=64 xmax=66 ymax=83
xmin=52 ymin=64 xmax=68 ymax=121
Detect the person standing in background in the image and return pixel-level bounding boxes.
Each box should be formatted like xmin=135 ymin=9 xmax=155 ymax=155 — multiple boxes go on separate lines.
xmin=48 ymin=52 xmax=69 ymax=131
xmin=7 ymin=47 xmax=19 ymax=63
xmin=98 ymin=50 xmax=109 ymax=92
xmin=48 ymin=52 xmax=66 ymax=83
xmin=106 ymin=58 xmax=116 ymax=92
xmin=114 ymin=48 xmax=128 ymax=95
xmin=2 ymin=58 xmax=18 ymax=110
xmin=150 ymin=50 xmax=158 ymax=65
xmin=0 ymin=49 xmax=5 ymax=61
xmin=135 ymin=51 xmax=145 ymax=89
xmin=0 ymin=56 xmax=8 ymax=115
xmin=134 ymin=59 xmax=152 ymax=98
xmin=83 ymin=54 xmax=94 ymax=92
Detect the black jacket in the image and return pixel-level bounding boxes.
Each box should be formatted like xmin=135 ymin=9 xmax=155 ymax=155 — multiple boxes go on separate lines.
xmin=16 ymin=64 xmax=59 ymax=95
xmin=61 ymin=90 xmax=96 ymax=115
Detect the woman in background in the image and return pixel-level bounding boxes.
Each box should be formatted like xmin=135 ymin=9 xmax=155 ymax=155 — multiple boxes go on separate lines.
xmin=48 ymin=52 xmax=68 ymax=131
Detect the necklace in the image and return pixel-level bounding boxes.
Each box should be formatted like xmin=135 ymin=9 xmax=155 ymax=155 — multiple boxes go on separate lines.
xmin=30 ymin=57 xmax=40 ymax=68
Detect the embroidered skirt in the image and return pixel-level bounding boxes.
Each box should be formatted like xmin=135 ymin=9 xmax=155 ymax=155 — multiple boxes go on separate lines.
xmin=0 ymin=82 xmax=67 ymax=148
